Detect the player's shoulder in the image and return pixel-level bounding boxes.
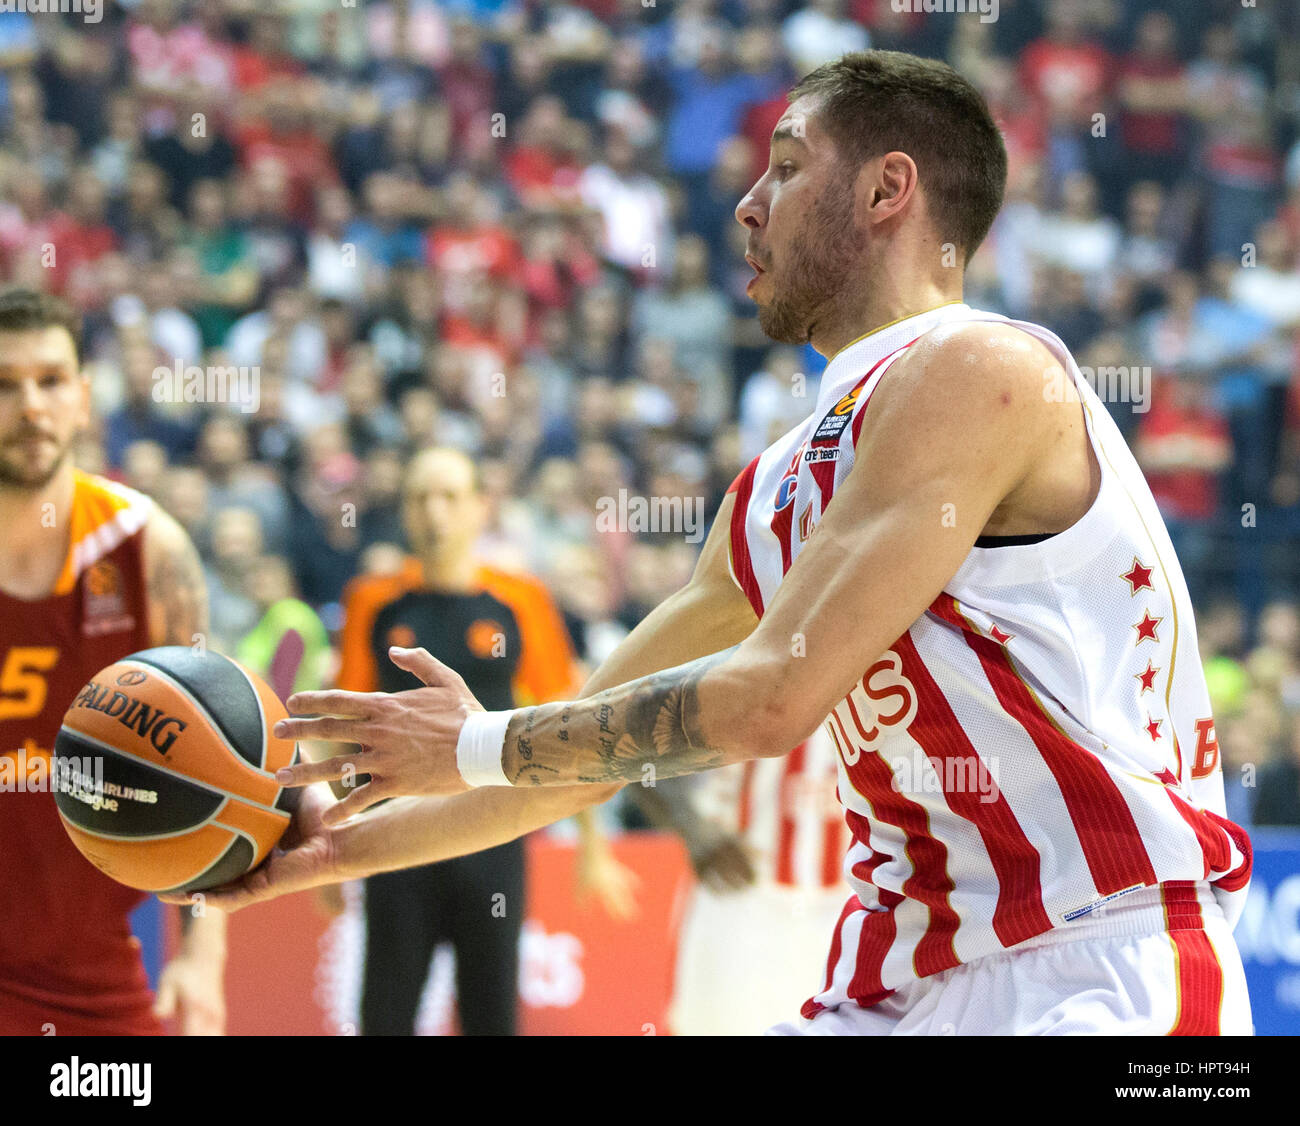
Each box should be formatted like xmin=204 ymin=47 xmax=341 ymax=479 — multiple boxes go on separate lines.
xmin=872 ymin=315 xmax=1068 ymax=430
xmin=73 ymin=468 xmax=153 ymax=531
xmin=904 ymin=317 xmax=1064 ymax=387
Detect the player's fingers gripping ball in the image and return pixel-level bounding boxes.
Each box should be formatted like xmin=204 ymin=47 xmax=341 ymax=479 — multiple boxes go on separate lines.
xmin=52 ymin=646 xmax=300 ymax=895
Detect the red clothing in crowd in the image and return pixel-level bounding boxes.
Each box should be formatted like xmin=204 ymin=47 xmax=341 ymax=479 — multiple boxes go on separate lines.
xmin=1020 ymin=38 xmax=1112 ymax=125
xmin=1119 ymin=54 xmax=1186 ymax=154
xmin=502 ymin=146 xmax=584 ymax=210
xmin=233 ymin=120 xmax=340 ymax=224
xmin=740 ymin=95 xmax=789 ymax=184
xmin=426 ymin=224 xmax=522 ymax=317
xmin=1137 ymin=382 xmax=1231 ymax=521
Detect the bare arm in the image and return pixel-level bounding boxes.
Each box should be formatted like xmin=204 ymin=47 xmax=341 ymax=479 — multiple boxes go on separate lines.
xmin=144 ymin=504 xmax=209 ymax=651
xmin=187 ymin=496 xmax=760 ymax=904
xmin=486 ymin=325 xmax=1083 ymax=785
xmin=332 ymin=493 xmax=757 ymax=865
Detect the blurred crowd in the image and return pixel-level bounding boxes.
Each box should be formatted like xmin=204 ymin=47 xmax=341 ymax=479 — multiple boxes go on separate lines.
xmin=2 ymin=0 xmax=1299 ymax=826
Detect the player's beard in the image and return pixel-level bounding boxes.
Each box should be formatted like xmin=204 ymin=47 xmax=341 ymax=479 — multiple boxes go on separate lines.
xmin=0 ymin=435 xmax=69 ymax=490
xmin=757 ymin=171 xmax=868 ymax=345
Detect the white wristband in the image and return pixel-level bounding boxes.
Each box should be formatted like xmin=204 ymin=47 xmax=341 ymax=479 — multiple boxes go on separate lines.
xmin=455 ymin=709 xmax=516 ymax=787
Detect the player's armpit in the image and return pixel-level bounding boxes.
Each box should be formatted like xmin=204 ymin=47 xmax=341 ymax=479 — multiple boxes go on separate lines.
xmin=143 ymin=504 xmax=210 ymax=648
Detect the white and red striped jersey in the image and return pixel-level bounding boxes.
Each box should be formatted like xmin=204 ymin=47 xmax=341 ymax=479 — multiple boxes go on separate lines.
xmin=690 ymin=726 xmax=850 ymax=890
xmin=725 ymin=302 xmax=1252 ymax=1017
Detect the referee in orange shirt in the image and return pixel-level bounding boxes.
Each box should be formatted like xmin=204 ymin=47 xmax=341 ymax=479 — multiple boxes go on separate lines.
xmin=335 ymin=446 xmax=584 ymax=1035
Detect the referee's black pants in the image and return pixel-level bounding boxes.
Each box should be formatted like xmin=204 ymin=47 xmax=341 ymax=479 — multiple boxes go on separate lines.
xmin=360 ymin=838 xmax=526 ymax=1036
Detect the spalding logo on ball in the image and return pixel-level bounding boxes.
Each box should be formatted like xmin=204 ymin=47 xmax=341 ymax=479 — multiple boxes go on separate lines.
xmin=52 ymin=646 xmax=301 ymax=895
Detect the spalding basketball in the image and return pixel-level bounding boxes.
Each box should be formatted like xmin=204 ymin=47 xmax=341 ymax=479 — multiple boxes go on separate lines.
xmin=52 ymin=646 xmax=300 ymax=895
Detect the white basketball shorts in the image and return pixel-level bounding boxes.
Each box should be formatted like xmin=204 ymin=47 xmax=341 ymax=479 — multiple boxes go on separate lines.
xmin=768 ymin=883 xmax=1252 ymax=1035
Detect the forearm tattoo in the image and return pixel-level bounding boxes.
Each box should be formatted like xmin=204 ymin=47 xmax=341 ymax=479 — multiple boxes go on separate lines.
xmin=501 ymin=648 xmax=738 ymax=787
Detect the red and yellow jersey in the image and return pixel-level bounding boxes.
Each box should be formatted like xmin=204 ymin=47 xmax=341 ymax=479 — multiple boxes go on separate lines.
xmin=0 ymin=470 xmax=158 ymax=1035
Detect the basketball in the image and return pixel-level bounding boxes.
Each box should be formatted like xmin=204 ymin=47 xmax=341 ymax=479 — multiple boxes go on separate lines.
xmin=51 ymin=646 xmax=300 ymax=896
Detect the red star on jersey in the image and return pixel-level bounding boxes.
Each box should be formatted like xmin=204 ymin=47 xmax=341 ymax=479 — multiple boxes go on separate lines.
xmin=1145 ymin=716 xmax=1163 ymax=741
xmin=1122 ymin=557 xmax=1155 ymax=596
xmin=1134 ymin=660 xmax=1159 ymax=694
xmin=1133 ymin=610 xmax=1161 ymax=644
xmin=989 ymin=625 xmax=1013 ymax=645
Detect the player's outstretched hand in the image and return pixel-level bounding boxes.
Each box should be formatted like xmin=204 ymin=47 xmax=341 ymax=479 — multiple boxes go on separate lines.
xmin=269 ymin=646 xmax=481 ymax=824
xmin=158 ymin=783 xmax=343 ymax=914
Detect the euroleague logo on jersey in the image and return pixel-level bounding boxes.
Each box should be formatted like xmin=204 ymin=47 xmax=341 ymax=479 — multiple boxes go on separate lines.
xmin=775 ymin=390 xmax=858 ymax=512
xmin=812 ymin=387 xmax=861 ymax=442
xmin=82 ymin=559 xmax=136 ymax=638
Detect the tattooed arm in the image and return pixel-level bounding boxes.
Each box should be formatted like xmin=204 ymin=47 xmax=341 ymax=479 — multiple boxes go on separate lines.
xmin=142 ymin=503 xmax=226 ymax=1034
xmin=503 ymin=648 xmax=739 ymax=786
xmin=270 ymin=326 xmax=1062 ymax=802
xmin=181 ymin=494 xmax=761 ymax=908
xmin=319 ymin=325 xmax=1078 ymax=794
xmin=487 ymin=327 xmax=1080 ymax=787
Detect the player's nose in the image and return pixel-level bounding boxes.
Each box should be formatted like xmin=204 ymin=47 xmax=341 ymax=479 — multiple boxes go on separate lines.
xmin=18 ymin=378 xmax=47 ymax=415
xmin=735 ymin=185 xmax=766 ymax=230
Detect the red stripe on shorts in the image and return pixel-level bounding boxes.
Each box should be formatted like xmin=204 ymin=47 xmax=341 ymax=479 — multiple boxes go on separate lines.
xmin=802 ymin=893 xmax=863 ymax=1019
xmin=1162 ymin=882 xmax=1223 ymax=1036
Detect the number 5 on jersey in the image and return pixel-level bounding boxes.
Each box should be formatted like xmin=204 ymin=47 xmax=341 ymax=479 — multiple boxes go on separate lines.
xmin=0 ymin=647 xmax=59 ymax=720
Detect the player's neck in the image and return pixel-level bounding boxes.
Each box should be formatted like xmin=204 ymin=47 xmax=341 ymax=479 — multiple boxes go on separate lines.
xmin=810 ymin=270 xmax=964 ymax=361
xmin=0 ymin=463 xmax=76 ymax=598
xmin=417 ymin=551 xmax=478 ymax=593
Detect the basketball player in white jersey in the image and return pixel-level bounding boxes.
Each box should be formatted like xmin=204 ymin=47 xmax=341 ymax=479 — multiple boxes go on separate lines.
xmin=184 ymin=51 xmax=1253 ymax=1036
xmin=647 ymin=728 xmax=850 ymax=1035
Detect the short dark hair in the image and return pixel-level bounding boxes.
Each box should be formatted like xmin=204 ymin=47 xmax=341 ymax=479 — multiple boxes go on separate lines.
xmin=789 ymin=50 xmax=1007 ymax=264
xmin=0 ymin=287 xmax=82 ymax=362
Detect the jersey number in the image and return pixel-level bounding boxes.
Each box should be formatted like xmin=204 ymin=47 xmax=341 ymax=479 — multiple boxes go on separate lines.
xmin=0 ymin=646 xmax=59 ymax=720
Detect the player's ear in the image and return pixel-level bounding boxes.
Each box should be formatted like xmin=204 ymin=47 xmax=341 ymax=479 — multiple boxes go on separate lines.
xmin=861 ymin=150 xmax=918 ymax=228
